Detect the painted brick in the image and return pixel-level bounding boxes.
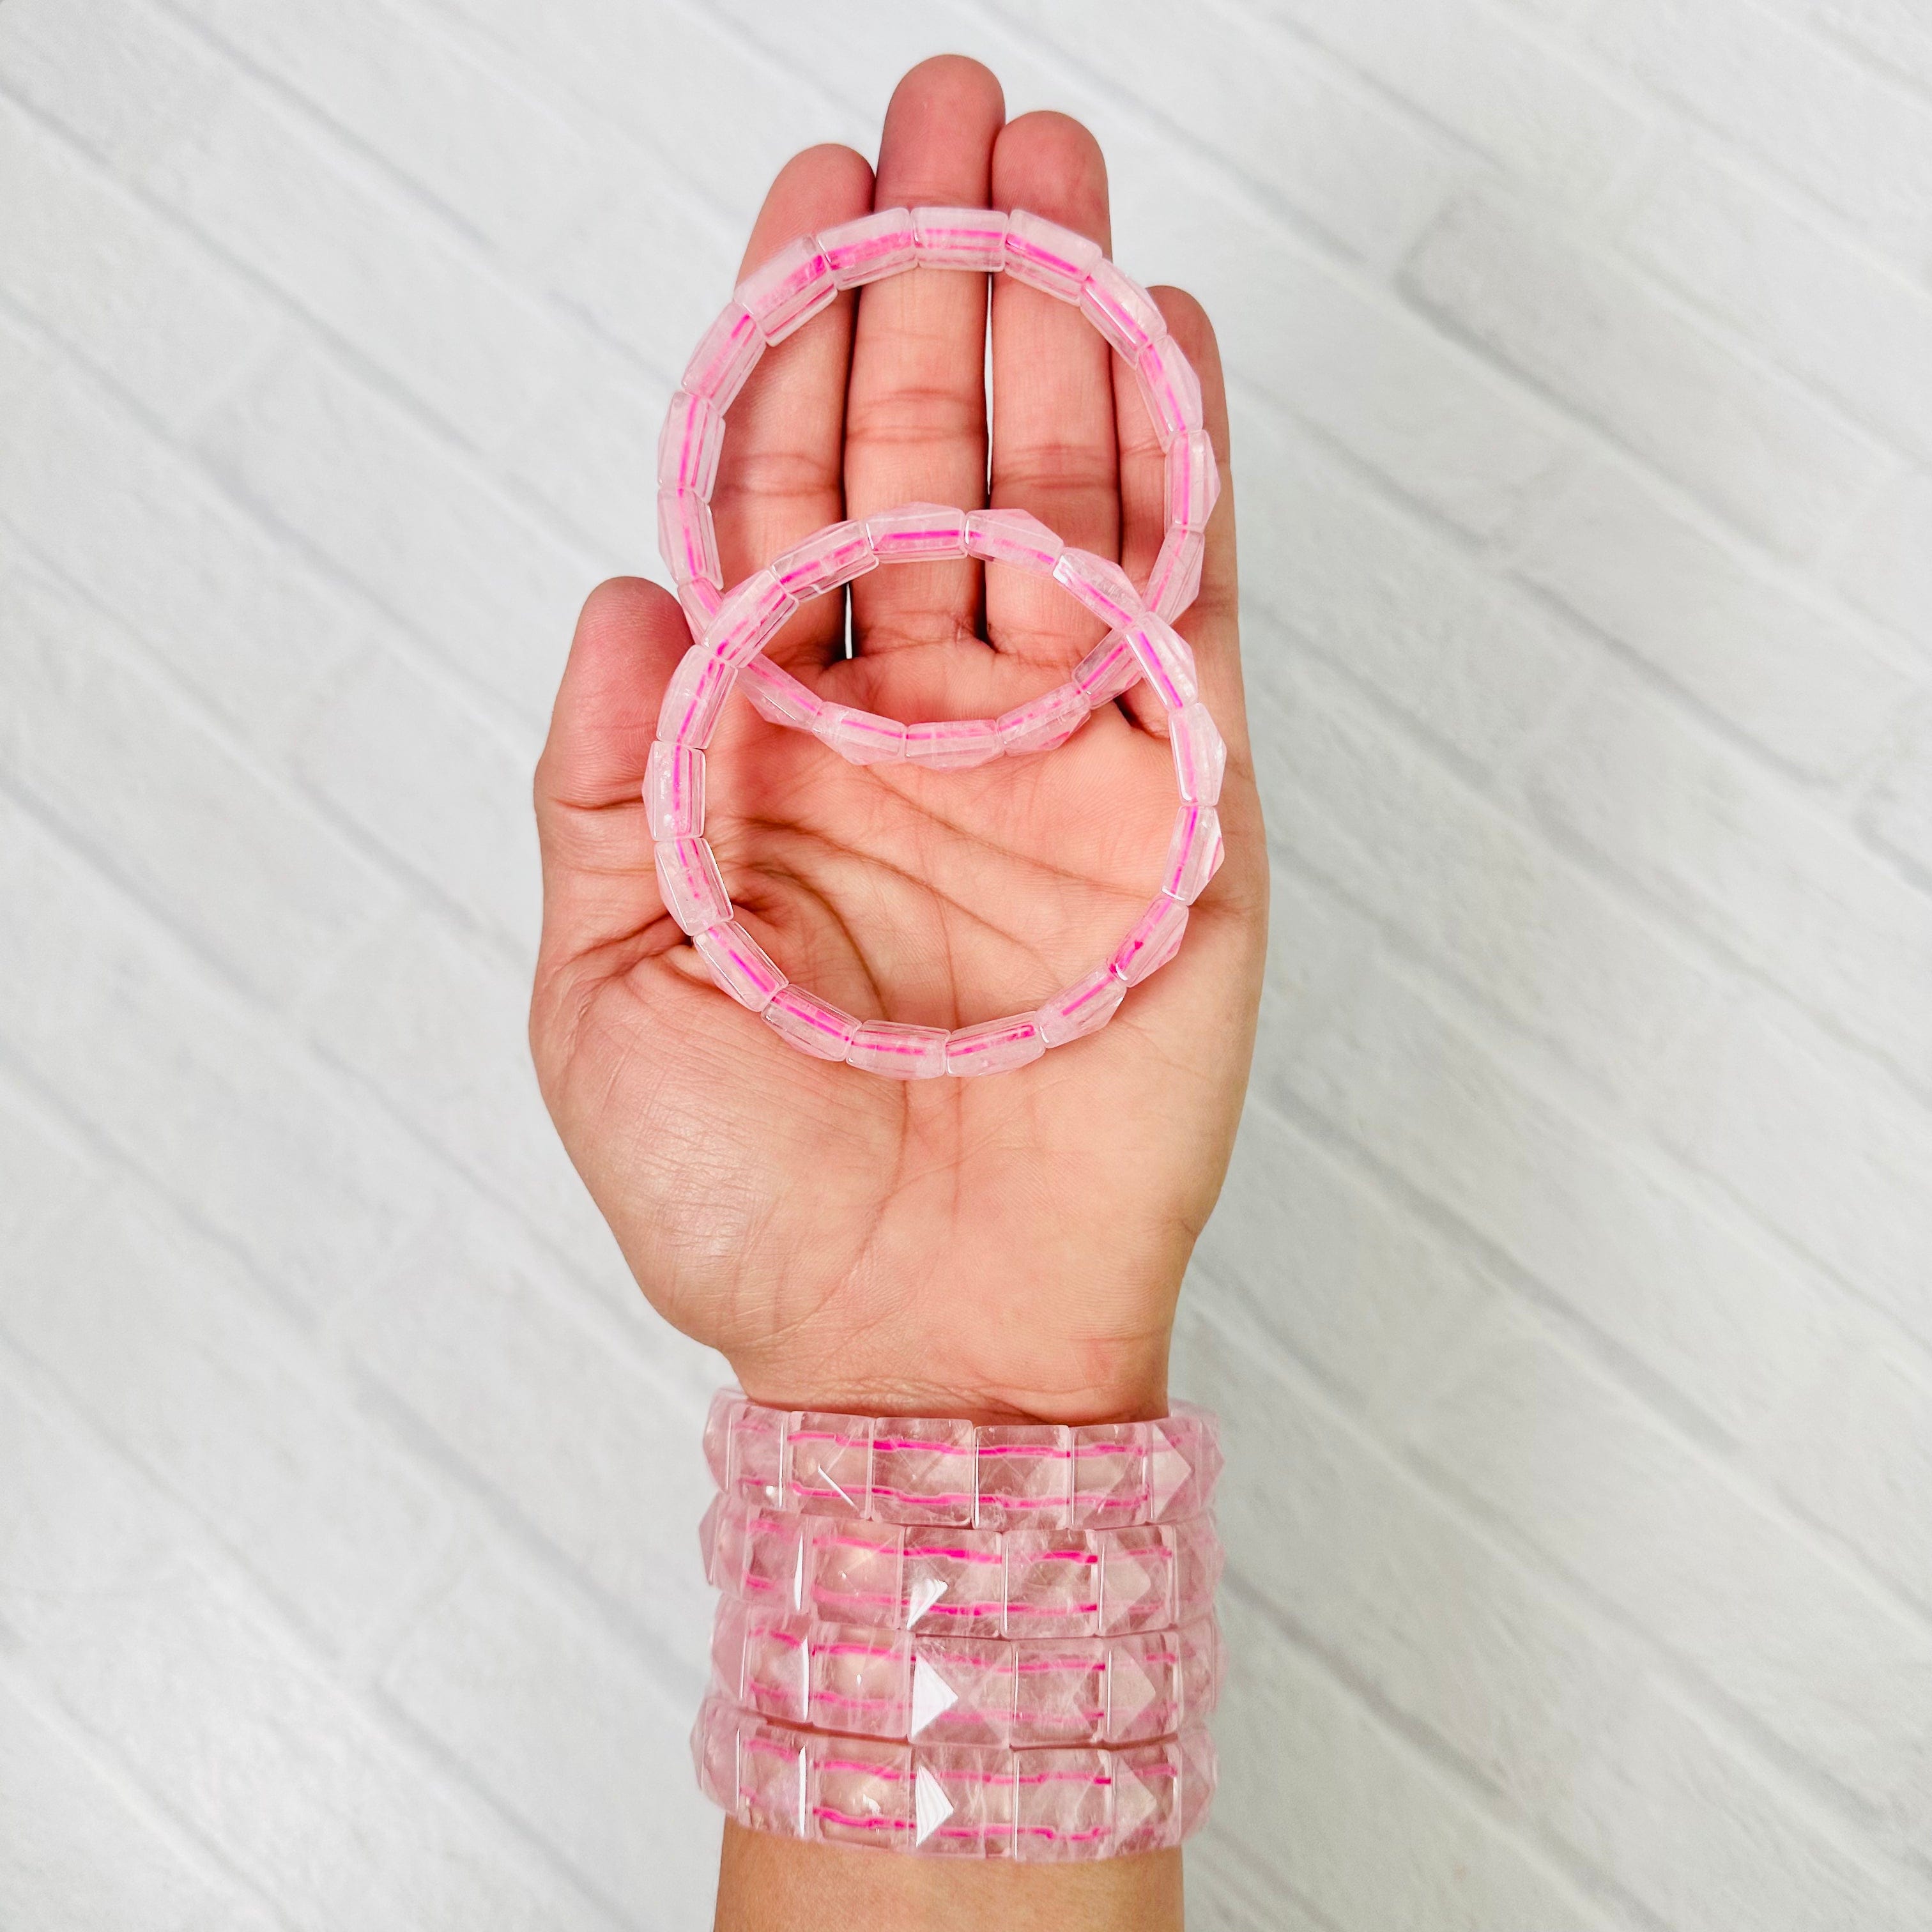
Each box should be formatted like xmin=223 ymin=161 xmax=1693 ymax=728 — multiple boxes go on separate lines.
xmin=1862 ymin=703 xmax=1932 ymax=878
xmin=1404 ymin=189 xmax=1885 ymax=557
xmin=1838 ymin=464 xmax=1932 ymax=650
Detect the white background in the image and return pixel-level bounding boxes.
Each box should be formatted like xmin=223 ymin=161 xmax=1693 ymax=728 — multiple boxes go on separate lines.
xmin=4 ymin=0 xmax=1932 ymax=1925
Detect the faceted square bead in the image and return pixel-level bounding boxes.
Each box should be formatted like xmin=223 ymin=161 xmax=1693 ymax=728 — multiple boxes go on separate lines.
xmin=738 ymin=1611 xmax=809 ymax=1723
xmin=772 ymin=518 xmax=877 ymax=599
xmin=683 ymin=301 xmax=763 ymax=410
xmin=1122 ymin=612 xmax=1199 ymax=710
xmin=1079 ymin=257 xmax=1167 ymax=360
xmin=1004 ymin=1529 xmax=1102 ymax=1639
xmin=705 ymin=567 xmax=797 ymax=666
xmin=808 ymin=1517 xmax=904 ymax=1625
xmin=1161 ymin=804 xmax=1223 ymax=905
xmin=741 ymin=1722 xmax=810 ymax=1839
xmin=739 ymin=234 xmax=837 ymax=344
xmin=847 ymin=1019 xmax=949 ymax=1080
xmin=1053 ymin=548 xmax=1142 ymax=632
xmin=967 ymin=507 xmax=1064 ymax=575
xmin=1144 ymin=526 xmax=1205 ymax=623
xmin=908 ymin=1636 xmax=1016 ymax=1745
xmin=762 ymin=984 xmax=861 ymax=1061
xmin=694 ymin=921 xmax=787 ymax=1013
xmin=912 ymin=205 xmax=1008 ymax=272
xmin=656 ymin=645 xmax=736 ymax=749
xmin=740 ymin=654 xmax=825 ymax=732
xmin=914 ymin=1744 xmax=1016 ymax=1857
xmin=1105 ymin=1630 xmax=1180 ymax=1744
xmin=816 ymin=704 xmax=907 ymax=765
xmin=644 ymin=740 xmax=704 ymax=840
xmin=657 ymin=487 xmax=720 ymax=588
xmin=1099 ymin=1525 xmax=1176 ymax=1636
xmin=657 ymin=387 xmax=725 ymax=496
xmin=809 ymin=1733 xmax=914 ymax=1850
xmin=1071 ymin=1423 xmax=1153 ymax=1529
xmin=901 ymin=1526 xmax=1007 ymax=1639
xmin=905 ymin=717 xmax=1002 ymax=770
xmin=1110 ymin=894 xmax=1188 ymax=988
xmin=702 ymin=1493 xmax=744 ymax=1593
xmin=703 ymin=1390 xmax=738 ymax=1487
xmin=693 ymin=1696 xmax=739 ymax=1813
xmin=655 ymin=836 xmax=731 ymax=935
xmin=1014 ymin=1639 xmax=1107 ymax=1746
xmin=1176 ymin=1619 xmax=1222 ymax=1726
xmin=1164 ymin=429 xmax=1219 ymax=534
xmin=946 ymin=1016 xmax=1045 ymax=1077
xmin=1014 ymin=1748 xmax=1112 ymax=1862
xmin=1135 ymin=334 xmax=1206 ymax=448
xmin=871 ymin=1419 xmax=977 ymax=1528
xmin=1073 ymin=633 xmax=1140 ymax=705
xmin=728 ymin=1406 xmax=784 ymax=1508
xmin=784 ymin=1411 xmax=871 ymax=1517
xmin=678 ymin=574 xmax=723 ymax=640
xmin=1002 ymin=209 xmax=1102 ymax=303
xmin=1148 ymin=1411 xmax=1210 ymax=1520
xmin=1036 ymin=968 xmax=1127 ymax=1051
xmin=1169 ymin=700 xmax=1226 ymax=805
xmin=740 ymin=1506 xmax=808 ymax=1611
xmin=997 ymin=682 xmax=1089 ymax=756
xmin=820 ymin=206 xmax=917 ymax=288
xmin=1176 ymin=1727 xmax=1217 ymax=1839
xmin=1172 ymin=1518 xmax=1222 ymax=1624
xmin=1111 ymin=1741 xmax=1183 ymax=1855
xmin=867 ymin=502 xmax=969 ymax=562
xmin=810 ymin=1625 xmax=912 ymax=1738
xmin=975 ymin=1425 xmax=1074 ymax=1531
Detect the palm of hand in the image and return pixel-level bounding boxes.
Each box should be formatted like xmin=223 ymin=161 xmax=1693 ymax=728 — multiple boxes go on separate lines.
xmin=532 ymin=65 xmax=1265 ymax=1422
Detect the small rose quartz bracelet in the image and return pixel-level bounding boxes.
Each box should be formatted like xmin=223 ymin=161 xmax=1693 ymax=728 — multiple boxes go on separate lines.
xmin=693 ymin=1694 xmax=1218 ymax=1859
xmin=710 ymin=1597 xmax=1223 ymax=1749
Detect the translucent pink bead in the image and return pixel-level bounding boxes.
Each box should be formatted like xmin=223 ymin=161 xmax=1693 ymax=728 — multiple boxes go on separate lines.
xmin=847 ymin=1020 xmax=949 ymax=1080
xmin=644 ymin=740 xmax=705 ymax=839
xmin=740 ymin=655 xmax=824 ymax=732
xmin=872 ymin=1420 xmax=978 ymax=1529
xmin=772 ymin=519 xmax=877 ymax=599
xmin=1161 ymin=805 xmax=1223 ymax=905
xmin=1035 ymin=967 xmax=1126 ymax=1048
xmin=657 ymin=488 xmax=720 ymax=588
xmin=946 ymin=1015 xmax=1045 ymax=1077
xmin=1071 ymin=1426 xmax=1154 ymax=1530
xmin=785 ymin=1411 xmax=873 ymax=1518
xmin=996 ymin=682 xmax=1089 ymax=756
xmin=656 ymin=836 xmax=732 ymax=935
xmin=694 ymin=921 xmax=788 ymax=1013
xmin=1110 ymin=895 xmax=1188 ymax=987
xmin=1053 ymin=549 xmax=1143 ymax=632
xmin=738 ymin=234 xmax=838 ymax=345
xmin=1121 ymin=612 xmax=1199 ymax=710
xmin=905 ymin=717 xmax=1002 ymax=770
xmin=817 ymin=704 xmax=907 ymax=765
xmin=656 ymin=645 xmax=736 ymax=749
xmin=678 ymin=575 xmax=723 ymax=640
xmin=683 ymin=301 xmax=763 ymax=411
xmin=1079 ymin=257 xmax=1167 ymax=360
xmin=762 ymin=985 xmax=860 ymax=1061
xmin=1136 ymin=334 xmax=1205 ymax=448
xmin=657 ymin=388 xmax=725 ymax=497
xmin=1163 ymin=430 xmax=1219 ymax=535
xmin=1004 ymin=1529 xmax=1102 ymax=1639
xmin=1149 ymin=1411 xmax=1222 ymax=1521
xmin=1144 ymin=526 xmax=1204 ymax=624
xmin=705 ymin=567 xmax=797 ymax=667
xmin=1073 ymin=633 xmax=1141 ymax=706
xmin=867 ymin=502 xmax=969 ymax=562
xmin=820 ymin=207 xmax=918 ymax=289
xmin=1002 ymin=209 xmax=1102 ymax=303
xmin=966 ymin=507 xmax=1064 ymax=574
xmin=976 ymin=1425 xmax=1073 ymax=1531
xmin=1169 ymin=701 xmax=1227 ymax=805
xmin=912 ymin=206 xmax=1008 ymax=272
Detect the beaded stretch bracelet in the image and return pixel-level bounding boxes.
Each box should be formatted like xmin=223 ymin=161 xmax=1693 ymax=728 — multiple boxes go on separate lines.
xmin=693 ymin=1694 xmax=1218 ymax=1859
xmin=710 ymin=1597 xmax=1223 ymax=1748
xmin=701 ymin=1494 xmax=1223 ymax=1639
xmin=704 ymin=1392 xmax=1223 ymax=1529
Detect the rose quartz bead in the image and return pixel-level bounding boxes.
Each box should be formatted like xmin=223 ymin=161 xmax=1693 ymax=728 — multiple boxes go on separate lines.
xmin=1144 ymin=526 xmax=1204 ymax=623
xmin=976 ymin=1425 xmax=1073 ymax=1531
xmin=1052 ymin=548 xmax=1142 ymax=632
xmin=727 ymin=1402 xmax=785 ymax=1508
xmin=811 ymin=1627 xmax=914 ymax=1738
xmin=1098 ymin=1527 xmax=1177 ymax=1637
xmin=867 ymin=502 xmax=969 ymax=562
xmin=905 ymin=1636 xmax=1019 ymax=1745
xmin=657 ymin=487 xmax=720 ymax=588
xmin=655 ymin=836 xmax=731 ymax=935
xmin=820 ymin=206 xmax=918 ymax=289
xmin=816 ymin=704 xmax=907 ymax=765
xmin=1012 ymin=1639 xmax=1105 ymax=1745
xmin=1163 ymin=430 xmax=1219 ymax=535
xmin=702 ymin=1390 xmax=737 ymax=1487
xmin=1149 ymin=1410 xmax=1218 ymax=1520
xmin=847 ymin=1020 xmax=949 ymax=1080
xmin=772 ymin=519 xmax=877 ymax=599
xmin=785 ymin=1411 xmax=871 ymax=1517
xmin=871 ymin=1420 xmax=978 ymax=1529
xmin=1004 ymin=1531 xmax=1101 ymax=1640
xmin=740 ymin=654 xmax=824 ymax=732
xmin=1135 ymin=334 xmax=1205 ymax=448
xmin=901 ymin=1526 xmax=1007 ymax=1637
xmin=763 ymin=984 xmax=860 ymax=1061
xmin=916 ymin=1740 xmax=1018 ymax=1855
xmin=1034 ymin=967 xmax=1126 ymax=1048
xmin=644 ymin=740 xmax=705 ymax=839
xmin=996 ymin=682 xmax=1089 ymax=756
xmin=1003 ymin=209 xmax=1102 ymax=303
xmin=656 ymin=645 xmax=736 ymax=749
xmin=1112 ymin=1740 xmax=1184 ymax=1855
xmin=1110 ymin=894 xmax=1188 ymax=987
xmin=1121 ymin=612 xmax=1199 ymax=710
xmin=809 ymin=1519 xmax=906 ymax=1624
xmin=1168 ymin=700 xmax=1227 ymax=805
xmin=912 ymin=205 xmax=1008 ymax=272
xmin=965 ymin=507 xmax=1064 ymax=575
xmin=1015 ymin=1748 xmax=1113 ymax=1860
xmin=684 ymin=301 xmax=763 ymax=410
xmin=704 ymin=567 xmax=797 ymax=667
xmin=657 ymin=388 xmax=725 ymax=497
xmin=678 ymin=574 xmax=723 ymax=640
xmin=1073 ymin=633 xmax=1142 ymax=706
xmin=1071 ymin=1424 xmax=1153 ymax=1529
xmin=694 ymin=921 xmax=787 ymax=1013
xmin=739 ymin=234 xmax=837 ymax=344
xmin=905 ymin=717 xmax=1002 ymax=770
xmin=1172 ymin=1517 xmax=1223 ymax=1625
xmin=1078 ymin=257 xmax=1167 ymax=360
xmin=1161 ymin=805 xmax=1223 ymax=905
xmin=946 ymin=1016 xmax=1045 ymax=1077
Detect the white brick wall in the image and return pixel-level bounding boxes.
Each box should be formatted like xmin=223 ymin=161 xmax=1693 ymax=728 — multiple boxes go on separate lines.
xmin=2 ymin=0 xmax=1929 ymax=1922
